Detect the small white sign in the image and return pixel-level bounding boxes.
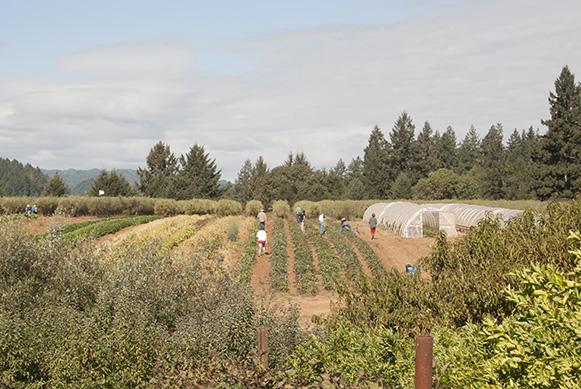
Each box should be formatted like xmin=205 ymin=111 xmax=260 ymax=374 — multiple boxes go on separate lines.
xmin=98 ymin=190 xmax=105 ymax=196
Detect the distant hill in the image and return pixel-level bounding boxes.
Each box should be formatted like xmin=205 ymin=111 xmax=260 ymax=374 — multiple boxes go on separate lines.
xmin=42 ymin=169 xmax=139 ymax=195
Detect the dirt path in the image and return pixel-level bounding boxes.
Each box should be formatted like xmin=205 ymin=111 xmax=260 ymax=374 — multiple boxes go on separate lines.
xmin=251 ymin=215 xmax=272 ymax=297
xmin=283 ymin=219 xmax=298 ymax=295
xmin=353 ymin=220 xmax=435 ymax=272
xmin=271 ymin=290 xmax=337 ymax=328
xmin=343 ymin=235 xmax=372 ymax=277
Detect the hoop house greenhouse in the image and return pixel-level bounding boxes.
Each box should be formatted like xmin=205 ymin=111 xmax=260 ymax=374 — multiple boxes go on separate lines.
xmin=363 ymin=202 xmax=523 ymax=238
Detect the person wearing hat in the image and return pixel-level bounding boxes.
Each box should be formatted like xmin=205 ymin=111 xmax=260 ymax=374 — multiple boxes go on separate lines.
xmin=257 ymin=208 xmax=267 ymax=230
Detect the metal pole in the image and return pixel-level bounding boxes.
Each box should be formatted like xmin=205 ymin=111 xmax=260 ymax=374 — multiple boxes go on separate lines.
xmin=415 ymin=335 xmax=433 ymax=389
xmin=257 ymin=327 xmax=269 ymax=370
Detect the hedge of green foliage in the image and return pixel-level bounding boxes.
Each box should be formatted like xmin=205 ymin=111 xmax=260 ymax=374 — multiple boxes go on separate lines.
xmin=244 ymin=200 xmax=263 ymax=216
xmin=0 ymin=196 xmax=245 ymax=217
xmin=272 ymin=200 xmax=290 ymax=218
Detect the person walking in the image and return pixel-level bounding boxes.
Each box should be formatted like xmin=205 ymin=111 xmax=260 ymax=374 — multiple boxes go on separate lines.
xmin=318 ymin=213 xmax=325 ymax=235
xmin=369 ymin=213 xmax=378 ymax=240
xmin=257 ymin=208 xmax=267 ymax=230
xmin=297 ymin=209 xmax=305 ymax=232
xmin=256 ymin=226 xmax=268 ymax=256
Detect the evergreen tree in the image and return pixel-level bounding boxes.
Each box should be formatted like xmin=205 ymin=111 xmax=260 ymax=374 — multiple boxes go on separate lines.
xmin=328 ymin=159 xmax=347 ymax=199
xmin=535 ymin=66 xmax=581 ymax=199
xmin=389 ymin=112 xmax=416 ymax=175
xmin=505 ymin=128 xmax=538 ymax=199
xmin=347 ymin=157 xmax=364 ymax=180
xmin=90 ymin=170 xmax=135 ymax=196
xmin=251 ymin=156 xmax=270 ymax=205
xmin=233 ymin=159 xmax=254 ymax=203
xmin=438 ymin=126 xmax=458 ymax=171
xmin=390 ymin=172 xmax=414 ymax=199
xmin=411 ymin=121 xmax=439 ymax=178
xmin=42 ymin=174 xmax=69 ymax=197
xmin=363 ymin=126 xmax=391 ymax=198
xmin=0 ymin=158 xmax=47 ymax=196
xmin=138 ymin=142 xmax=178 ymax=198
xmin=478 ymin=124 xmax=507 ymax=199
xmin=175 ymin=144 xmax=222 ymax=199
xmin=457 ymin=125 xmax=480 ymax=174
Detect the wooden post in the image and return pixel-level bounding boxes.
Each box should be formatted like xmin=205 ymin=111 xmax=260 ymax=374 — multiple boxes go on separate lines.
xmin=415 ymin=335 xmax=433 ymax=389
xmin=257 ymin=327 xmax=269 ymax=370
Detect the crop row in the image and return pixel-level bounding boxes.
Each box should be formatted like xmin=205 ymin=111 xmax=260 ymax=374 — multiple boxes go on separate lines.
xmin=305 ymin=223 xmax=341 ymax=290
xmin=269 ymin=218 xmax=289 ymax=292
xmin=63 ymin=215 xmax=159 ymax=241
xmin=324 ymin=224 xmax=362 ymax=279
xmin=161 ymin=218 xmax=208 ymax=252
xmin=344 ymin=233 xmax=385 ymax=275
xmin=287 ymin=219 xmax=318 ymax=295
xmin=237 ymin=228 xmax=257 ymax=284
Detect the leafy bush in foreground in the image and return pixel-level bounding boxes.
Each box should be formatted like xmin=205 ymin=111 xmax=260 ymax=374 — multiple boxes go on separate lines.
xmin=0 ymin=225 xmax=301 ymax=387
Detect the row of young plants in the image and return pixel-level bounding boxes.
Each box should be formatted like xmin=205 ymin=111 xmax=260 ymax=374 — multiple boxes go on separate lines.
xmin=344 ymin=232 xmax=385 ymax=275
xmin=287 ymin=219 xmax=318 ymax=294
xmin=160 ymin=217 xmax=210 ymax=251
xmin=62 ymin=215 xmax=160 ymax=241
xmin=304 ymin=223 xmax=341 ymax=290
xmin=237 ymin=226 xmax=257 ymax=284
xmin=269 ymin=218 xmax=289 ymax=292
xmin=324 ymin=224 xmax=362 ymax=279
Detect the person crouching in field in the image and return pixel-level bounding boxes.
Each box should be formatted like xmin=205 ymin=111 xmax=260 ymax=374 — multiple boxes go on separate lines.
xmin=369 ymin=213 xmax=378 ymax=240
xmin=256 ymin=227 xmax=267 ymax=256
xmin=340 ymin=217 xmax=352 ymax=233
xmin=257 ymin=208 xmax=267 ymax=229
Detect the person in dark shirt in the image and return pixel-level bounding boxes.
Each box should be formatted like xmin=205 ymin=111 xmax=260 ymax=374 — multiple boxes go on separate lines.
xmin=369 ymin=213 xmax=378 ymax=240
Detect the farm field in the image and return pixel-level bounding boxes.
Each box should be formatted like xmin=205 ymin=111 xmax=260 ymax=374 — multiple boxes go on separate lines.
xmin=1 ymin=199 xmax=578 ymax=387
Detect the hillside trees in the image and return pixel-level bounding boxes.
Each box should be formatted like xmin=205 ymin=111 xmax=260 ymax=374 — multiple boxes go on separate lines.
xmin=0 ymin=158 xmax=47 ymax=196
xmin=42 ymin=174 xmax=70 ymax=197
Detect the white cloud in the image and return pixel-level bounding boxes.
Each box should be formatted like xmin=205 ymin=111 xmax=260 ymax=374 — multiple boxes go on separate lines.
xmin=1 ymin=0 xmax=581 ymax=180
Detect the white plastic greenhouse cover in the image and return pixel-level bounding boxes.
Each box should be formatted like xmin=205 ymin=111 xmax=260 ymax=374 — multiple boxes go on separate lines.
xmin=362 ymin=202 xmax=523 ymax=238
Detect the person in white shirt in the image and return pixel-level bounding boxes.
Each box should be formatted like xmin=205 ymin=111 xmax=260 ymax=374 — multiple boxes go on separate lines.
xmin=318 ymin=213 xmax=325 ymax=235
xmin=256 ymin=227 xmax=268 ymax=256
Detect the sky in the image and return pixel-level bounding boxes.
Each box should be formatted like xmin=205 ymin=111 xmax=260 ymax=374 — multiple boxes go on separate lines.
xmin=1 ymin=0 xmax=580 ymax=180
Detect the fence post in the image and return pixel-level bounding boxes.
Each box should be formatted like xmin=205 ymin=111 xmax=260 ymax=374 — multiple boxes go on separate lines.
xmin=415 ymin=335 xmax=433 ymax=389
xmin=257 ymin=327 xmax=269 ymax=370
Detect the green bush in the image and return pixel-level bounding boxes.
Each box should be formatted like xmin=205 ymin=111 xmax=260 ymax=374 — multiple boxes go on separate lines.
xmin=154 ymin=199 xmax=180 ymax=216
xmin=244 ymin=200 xmax=263 ymax=216
xmin=180 ymin=199 xmax=217 ymax=215
xmin=0 ymin=224 xmax=301 ymax=387
xmin=272 ymin=200 xmax=290 ymax=218
xmin=216 ymin=199 xmax=243 ymax=216
xmin=55 ymin=196 xmax=89 ymax=216
xmin=412 ymin=168 xmax=478 ymax=200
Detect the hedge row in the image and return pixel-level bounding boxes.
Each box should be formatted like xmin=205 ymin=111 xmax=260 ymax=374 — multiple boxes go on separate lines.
xmin=0 ymin=197 xmax=249 ymax=217
xmin=293 ymin=200 xmax=378 ymax=220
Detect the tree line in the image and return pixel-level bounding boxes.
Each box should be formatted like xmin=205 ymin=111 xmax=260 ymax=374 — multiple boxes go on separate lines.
xmin=2 ymin=66 xmax=579 ymax=202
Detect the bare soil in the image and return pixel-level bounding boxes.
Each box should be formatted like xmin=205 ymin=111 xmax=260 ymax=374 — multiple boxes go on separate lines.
xmin=22 ymin=216 xmax=101 ymax=235
xmin=251 ymin=215 xmax=272 ymax=297
xmin=270 ymin=290 xmax=337 ymax=328
xmin=352 ymin=220 xmax=436 ymax=272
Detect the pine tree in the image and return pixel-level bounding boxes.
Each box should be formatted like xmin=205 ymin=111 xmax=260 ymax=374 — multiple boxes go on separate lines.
xmin=0 ymin=158 xmax=47 ymax=196
xmin=438 ymin=126 xmax=458 ymax=171
xmin=138 ymin=141 xmax=178 ymax=198
xmin=251 ymin=156 xmax=270 ymax=205
xmin=478 ymin=124 xmax=507 ymax=199
xmin=175 ymin=144 xmax=222 ymax=199
xmin=389 ymin=112 xmax=416 ymax=175
xmin=90 ymin=170 xmax=135 ymax=196
xmin=233 ymin=159 xmax=254 ymax=203
xmin=411 ymin=121 xmax=439 ymax=178
xmin=363 ymin=126 xmax=391 ymax=198
xmin=42 ymin=174 xmax=69 ymax=197
xmin=457 ymin=125 xmax=480 ymax=174
xmin=535 ymin=66 xmax=581 ymax=199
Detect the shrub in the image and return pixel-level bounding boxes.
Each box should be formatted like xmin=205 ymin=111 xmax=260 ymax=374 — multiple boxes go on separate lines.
xmin=35 ymin=197 xmax=60 ymax=216
xmin=154 ymin=199 xmax=180 ymax=216
xmin=272 ymin=200 xmax=290 ymax=218
xmin=216 ymin=199 xmax=243 ymax=216
xmin=180 ymin=199 xmax=217 ymax=215
xmin=412 ymin=168 xmax=478 ymax=200
xmin=244 ymin=200 xmax=263 ymax=216
xmin=293 ymin=200 xmax=319 ymax=218
xmin=55 ymin=196 xmax=89 ymax=216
